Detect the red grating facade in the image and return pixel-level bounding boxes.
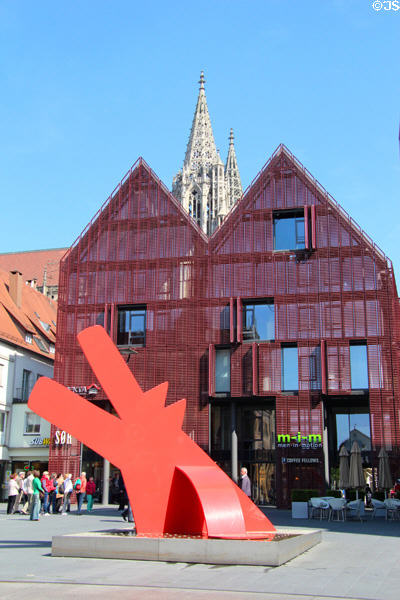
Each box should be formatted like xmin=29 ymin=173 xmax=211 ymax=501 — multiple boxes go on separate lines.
xmin=49 ymin=144 xmax=400 ymax=508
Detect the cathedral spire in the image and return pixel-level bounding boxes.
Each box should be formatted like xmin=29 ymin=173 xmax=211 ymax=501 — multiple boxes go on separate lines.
xmin=183 ymin=71 xmax=218 ymax=171
xmin=225 ymin=128 xmax=242 ymax=207
xmin=199 ymin=70 xmax=205 ymax=90
xmin=172 ymin=74 xmax=242 ymax=235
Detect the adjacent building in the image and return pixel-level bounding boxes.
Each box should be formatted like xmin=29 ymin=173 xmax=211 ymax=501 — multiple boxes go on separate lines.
xmin=0 ymin=248 xmax=67 ymax=301
xmin=0 ymin=269 xmax=57 ymax=498
xmin=48 ymin=77 xmax=400 ymax=507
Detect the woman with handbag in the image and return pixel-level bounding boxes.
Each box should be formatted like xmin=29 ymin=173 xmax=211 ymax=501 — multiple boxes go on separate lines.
xmin=30 ymin=470 xmax=44 ymax=521
xmin=61 ymin=474 xmax=73 ymax=515
xmin=55 ymin=474 xmax=64 ymax=514
xmin=7 ymin=473 xmax=19 ymax=515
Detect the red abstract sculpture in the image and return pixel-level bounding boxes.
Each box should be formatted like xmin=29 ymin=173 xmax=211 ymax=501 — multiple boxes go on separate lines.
xmin=28 ymin=326 xmax=275 ymax=539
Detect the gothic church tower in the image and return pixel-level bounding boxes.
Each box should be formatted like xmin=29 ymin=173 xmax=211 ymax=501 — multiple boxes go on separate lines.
xmin=172 ymin=72 xmax=242 ymax=235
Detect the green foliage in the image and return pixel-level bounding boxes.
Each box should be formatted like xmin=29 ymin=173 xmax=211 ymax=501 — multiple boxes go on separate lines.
xmin=329 ymin=467 xmax=339 ymax=488
xmin=325 ymin=489 xmax=342 ymax=498
xmin=372 ymin=491 xmax=385 ymax=502
xmin=346 ymin=489 xmax=366 ymax=501
xmin=291 ymin=489 xmax=319 ymax=502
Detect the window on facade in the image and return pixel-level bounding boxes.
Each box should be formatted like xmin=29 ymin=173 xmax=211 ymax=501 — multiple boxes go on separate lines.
xmin=215 ymin=348 xmax=230 ymax=393
xmin=117 ymin=306 xmax=146 ymax=347
xmin=39 ymin=319 xmax=51 ymax=332
xmin=24 ymin=411 xmax=40 ymax=434
xmin=243 ymin=301 xmax=274 ymax=341
xmin=49 ymin=344 xmax=55 ymax=354
xmin=34 ymin=337 xmax=49 ymax=353
xmin=211 ymin=405 xmax=231 ymax=451
xmin=273 ymin=211 xmax=305 ymax=251
xmin=350 ymin=343 xmax=368 ymax=389
xmin=25 ymin=334 xmax=32 ymax=344
xmin=22 ymin=369 xmax=31 ymax=401
xmin=281 ymin=345 xmax=299 ymax=391
xmin=0 ymin=363 xmax=3 ymax=386
xmin=336 ymin=412 xmax=371 ymax=452
xmin=0 ymin=411 xmax=5 ymax=433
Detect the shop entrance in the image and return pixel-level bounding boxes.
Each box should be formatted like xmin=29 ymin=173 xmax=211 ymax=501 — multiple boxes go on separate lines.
xmin=237 ymin=405 xmax=276 ymax=505
xmin=210 ymin=401 xmax=276 ymax=506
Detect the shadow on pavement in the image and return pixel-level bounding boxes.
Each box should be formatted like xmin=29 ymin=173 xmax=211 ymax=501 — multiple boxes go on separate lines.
xmin=0 ymin=540 xmax=52 ymax=549
xmin=262 ymin=508 xmax=400 ymax=538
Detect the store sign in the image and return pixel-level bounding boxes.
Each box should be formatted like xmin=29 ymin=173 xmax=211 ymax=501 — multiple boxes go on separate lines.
xmin=67 ymin=383 xmax=100 ymax=397
xmin=54 ymin=430 xmax=72 ymax=445
xmin=281 ymin=457 xmax=320 ymax=464
xmin=277 ymin=432 xmax=322 ymax=449
xmin=29 ymin=437 xmax=50 ymax=446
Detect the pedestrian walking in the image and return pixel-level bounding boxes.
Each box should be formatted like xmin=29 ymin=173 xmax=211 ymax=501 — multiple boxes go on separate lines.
xmin=121 ymin=502 xmax=134 ymax=522
xmin=49 ymin=473 xmax=58 ymax=513
xmin=30 ymin=470 xmax=44 ymax=521
xmin=7 ymin=473 xmax=19 ymax=515
xmin=74 ymin=471 xmax=87 ymax=514
xmin=240 ymin=467 xmax=252 ymax=498
xmin=55 ymin=473 xmax=64 ymax=513
xmin=22 ymin=471 xmax=34 ymax=514
xmin=85 ymin=476 xmax=96 ymax=512
xmin=13 ymin=472 xmax=26 ymax=514
xmin=40 ymin=471 xmax=54 ymax=514
xmin=61 ymin=473 xmax=73 ymax=514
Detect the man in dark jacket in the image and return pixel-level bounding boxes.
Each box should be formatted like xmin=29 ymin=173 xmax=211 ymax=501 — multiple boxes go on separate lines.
xmin=240 ymin=467 xmax=251 ymax=498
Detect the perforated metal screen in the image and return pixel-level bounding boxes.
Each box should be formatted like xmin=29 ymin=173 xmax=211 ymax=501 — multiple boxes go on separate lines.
xmin=49 ymin=145 xmax=400 ymax=505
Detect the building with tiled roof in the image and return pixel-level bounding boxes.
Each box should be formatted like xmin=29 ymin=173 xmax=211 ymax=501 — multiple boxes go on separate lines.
xmin=0 ymin=248 xmax=67 ymax=301
xmin=0 ymin=269 xmax=57 ymax=496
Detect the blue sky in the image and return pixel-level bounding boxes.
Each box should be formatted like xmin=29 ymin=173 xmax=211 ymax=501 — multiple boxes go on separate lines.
xmin=1 ymin=1 xmax=399 ymax=275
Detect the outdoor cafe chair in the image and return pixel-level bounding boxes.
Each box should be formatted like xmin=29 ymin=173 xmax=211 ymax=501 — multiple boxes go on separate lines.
xmin=370 ymin=498 xmax=386 ymax=519
xmin=328 ymin=497 xmax=347 ymax=521
xmin=384 ymin=498 xmax=400 ymax=520
xmin=346 ymin=499 xmax=365 ymax=521
xmin=309 ymin=497 xmax=330 ymax=520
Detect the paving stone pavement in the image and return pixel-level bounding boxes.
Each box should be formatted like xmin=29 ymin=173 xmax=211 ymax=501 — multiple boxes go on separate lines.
xmin=0 ymin=503 xmax=399 ymax=600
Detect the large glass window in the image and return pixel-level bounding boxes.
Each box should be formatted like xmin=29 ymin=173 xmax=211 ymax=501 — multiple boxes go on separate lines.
xmin=0 ymin=411 xmax=5 ymax=433
xmin=117 ymin=306 xmax=146 ymax=347
xmin=215 ymin=349 xmax=230 ymax=393
xmin=350 ymin=343 xmax=368 ymax=389
xmin=336 ymin=412 xmax=371 ymax=452
xmin=281 ymin=346 xmax=298 ymax=391
xmin=24 ymin=412 xmax=40 ymax=434
xmin=274 ymin=212 xmax=305 ymax=250
xmin=243 ymin=302 xmax=274 ymax=341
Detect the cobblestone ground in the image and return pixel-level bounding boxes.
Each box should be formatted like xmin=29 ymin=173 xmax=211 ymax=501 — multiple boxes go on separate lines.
xmin=1 ymin=503 xmax=399 ymax=600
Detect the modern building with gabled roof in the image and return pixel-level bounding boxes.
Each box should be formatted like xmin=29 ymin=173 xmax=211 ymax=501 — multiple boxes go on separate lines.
xmin=48 ymin=81 xmax=400 ymax=508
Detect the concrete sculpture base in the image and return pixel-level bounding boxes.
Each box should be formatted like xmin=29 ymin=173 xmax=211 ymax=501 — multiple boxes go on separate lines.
xmin=52 ymin=527 xmax=321 ymax=566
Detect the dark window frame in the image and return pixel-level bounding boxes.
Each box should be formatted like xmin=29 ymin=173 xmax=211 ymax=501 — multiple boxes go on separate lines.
xmin=281 ymin=343 xmax=299 ymax=392
xmin=117 ymin=305 xmax=147 ymax=348
xmin=22 ymin=369 xmax=31 ymax=401
xmin=242 ymin=299 xmax=275 ymax=342
xmin=215 ymin=347 xmax=231 ymax=394
xmin=273 ymin=209 xmax=305 ymax=251
xmin=349 ymin=340 xmax=369 ymax=390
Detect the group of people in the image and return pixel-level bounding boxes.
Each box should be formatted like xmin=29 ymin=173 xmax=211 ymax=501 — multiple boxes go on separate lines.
xmin=7 ymin=470 xmax=97 ymax=520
